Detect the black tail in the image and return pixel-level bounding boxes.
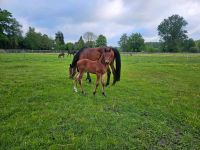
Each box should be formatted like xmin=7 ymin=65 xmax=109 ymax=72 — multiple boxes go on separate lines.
xmin=70 ymin=48 xmax=85 ymax=68
xmin=112 ymin=47 xmax=121 ymax=81
xmin=70 ymin=48 xmax=85 ymax=78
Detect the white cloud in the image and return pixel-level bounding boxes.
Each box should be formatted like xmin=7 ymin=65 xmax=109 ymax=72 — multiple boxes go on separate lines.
xmin=1 ymin=0 xmax=200 ymax=46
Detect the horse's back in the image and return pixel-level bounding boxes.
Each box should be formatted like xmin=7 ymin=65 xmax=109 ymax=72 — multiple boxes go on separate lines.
xmin=79 ymin=48 xmax=102 ymax=61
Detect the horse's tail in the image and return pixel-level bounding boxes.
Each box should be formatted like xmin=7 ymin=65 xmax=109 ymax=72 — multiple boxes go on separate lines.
xmin=70 ymin=48 xmax=85 ymax=77
xmin=112 ymin=47 xmax=121 ymax=81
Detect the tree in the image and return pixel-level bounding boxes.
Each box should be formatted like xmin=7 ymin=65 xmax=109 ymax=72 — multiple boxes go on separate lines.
xmin=55 ymin=31 xmax=65 ymax=50
xmin=118 ymin=33 xmax=128 ymax=51
xmin=55 ymin=31 xmax=64 ymax=44
xmin=24 ymin=27 xmax=39 ymax=49
xmin=40 ymin=34 xmax=54 ymax=50
xmin=96 ymin=34 xmax=107 ymax=47
xmin=24 ymin=27 xmax=53 ymax=50
xmin=83 ymin=32 xmax=96 ymax=47
xmin=0 ymin=8 xmax=22 ymax=49
xmin=196 ymin=40 xmax=200 ymax=51
xmin=65 ymin=42 xmax=74 ymax=51
xmin=77 ymin=36 xmax=85 ymax=49
xmin=158 ymin=14 xmax=188 ymax=52
xmin=182 ymin=38 xmax=195 ymax=52
xmin=127 ymin=33 xmax=144 ymax=52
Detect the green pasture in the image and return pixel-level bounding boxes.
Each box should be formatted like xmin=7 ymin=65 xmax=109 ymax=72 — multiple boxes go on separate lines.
xmin=0 ymin=53 xmax=200 ymax=149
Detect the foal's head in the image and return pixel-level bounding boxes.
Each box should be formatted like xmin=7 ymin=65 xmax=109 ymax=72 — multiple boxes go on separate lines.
xmin=101 ymin=47 xmax=114 ymax=64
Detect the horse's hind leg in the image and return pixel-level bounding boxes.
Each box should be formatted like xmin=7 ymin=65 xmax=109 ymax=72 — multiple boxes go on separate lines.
xmin=86 ymin=72 xmax=92 ymax=83
xmin=93 ymin=74 xmax=100 ymax=96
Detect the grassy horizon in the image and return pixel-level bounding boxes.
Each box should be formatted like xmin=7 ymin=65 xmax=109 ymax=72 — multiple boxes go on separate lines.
xmin=0 ymin=53 xmax=200 ymax=149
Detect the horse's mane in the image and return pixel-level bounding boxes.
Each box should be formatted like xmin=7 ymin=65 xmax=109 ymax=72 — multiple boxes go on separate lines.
xmin=71 ymin=47 xmax=86 ymax=68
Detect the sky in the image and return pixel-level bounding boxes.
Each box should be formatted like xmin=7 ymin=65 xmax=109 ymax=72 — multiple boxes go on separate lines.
xmin=1 ymin=0 xmax=200 ymax=46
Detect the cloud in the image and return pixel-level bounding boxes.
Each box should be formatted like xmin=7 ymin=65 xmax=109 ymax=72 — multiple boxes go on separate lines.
xmin=0 ymin=0 xmax=200 ymax=46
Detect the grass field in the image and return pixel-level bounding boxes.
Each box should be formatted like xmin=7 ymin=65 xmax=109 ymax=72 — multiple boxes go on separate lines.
xmin=0 ymin=53 xmax=200 ymax=149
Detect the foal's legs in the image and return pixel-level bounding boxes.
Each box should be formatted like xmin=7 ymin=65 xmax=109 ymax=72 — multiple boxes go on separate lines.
xmin=93 ymin=73 xmax=100 ymax=95
xmin=77 ymin=71 xmax=85 ymax=94
xmin=73 ymin=73 xmax=79 ymax=92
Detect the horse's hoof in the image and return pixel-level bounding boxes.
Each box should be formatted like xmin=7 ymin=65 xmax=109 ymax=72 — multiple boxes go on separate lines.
xmin=93 ymin=91 xmax=96 ymax=96
xmin=102 ymin=92 xmax=106 ymax=97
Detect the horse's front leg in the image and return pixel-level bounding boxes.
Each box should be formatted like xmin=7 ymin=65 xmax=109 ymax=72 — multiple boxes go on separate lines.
xmin=106 ymin=67 xmax=111 ymax=86
xmin=110 ymin=61 xmax=117 ymax=85
xmin=77 ymin=71 xmax=85 ymax=95
xmin=86 ymin=72 xmax=92 ymax=83
xmin=93 ymin=73 xmax=100 ymax=96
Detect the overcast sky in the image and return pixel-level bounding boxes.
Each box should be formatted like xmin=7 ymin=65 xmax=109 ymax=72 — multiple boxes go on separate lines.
xmin=1 ymin=0 xmax=200 ymax=46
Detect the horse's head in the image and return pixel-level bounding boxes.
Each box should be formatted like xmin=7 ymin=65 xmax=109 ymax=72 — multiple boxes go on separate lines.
xmin=69 ymin=64 xmax=76 ymax=79
xmin=102 ymin=47 xmax=114 ymax=64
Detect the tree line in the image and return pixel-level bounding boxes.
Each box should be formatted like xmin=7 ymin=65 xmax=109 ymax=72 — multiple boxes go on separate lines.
xmin=1 ymin=8 xmax=200 ymax=52
xmin=118 ymin=14 xmax=200 ymax=53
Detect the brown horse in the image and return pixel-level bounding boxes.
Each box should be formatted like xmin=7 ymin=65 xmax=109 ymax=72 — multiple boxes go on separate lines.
xmin=74 ymin=50 xmax=113 ymax=96
xmin=58 ymin=52 xmax=65 ymax=58
xmin=69 ymin=47 xmax=121 ymax=86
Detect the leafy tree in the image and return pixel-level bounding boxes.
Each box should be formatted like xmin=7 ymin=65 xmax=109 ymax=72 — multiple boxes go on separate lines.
xmin=196 ymin=40 xmax=200 ymax=50
xmin=40 ymin=34 xmax=54 ymax=50
xmin=158 ymin=14 xmax=188 ymax=52
xmin=96 ymin=34 xmax=107 ymax=47
xmin=182 ymin=38 xmax=195 ymax=52
xmin=24 ymin=27 xmax=39 ymax=49
xmin=55 ymin=31 xmax=65 ymax=50
xmin=0 ymin=8 xmax=22 ymax=49
xmin=83 ymin=32 xmax=96 ymax=47
xmin=55 ymin=31 xmax=64 ymax=44
xmin=144 ymin=42 xmax=161 ymax=52
xmin=118 ymin=33 xmax=128 ymax=51
xmin=77 ymin=36 xmax=85 ymax=49
xmin=65 ymin=42 xmax=74 ymax=51
xmin=127 ymin=33 xmax=144 ymax=52
xmin=24 ymin=27 xmax=53 ymax=50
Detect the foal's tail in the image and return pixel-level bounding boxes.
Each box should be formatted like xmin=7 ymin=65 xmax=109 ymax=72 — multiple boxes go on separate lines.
xmin=112 ymin=47 xmax=121 ymax=81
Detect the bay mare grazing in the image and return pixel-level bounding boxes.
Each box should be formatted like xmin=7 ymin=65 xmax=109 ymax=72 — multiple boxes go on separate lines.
xmin=58 ymin=52 xmax=65 ymax=58
xmin=74 ymin=51 xmax=112 ymax=96
xmin=69 ymin=47 xmax=121 ymax=86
